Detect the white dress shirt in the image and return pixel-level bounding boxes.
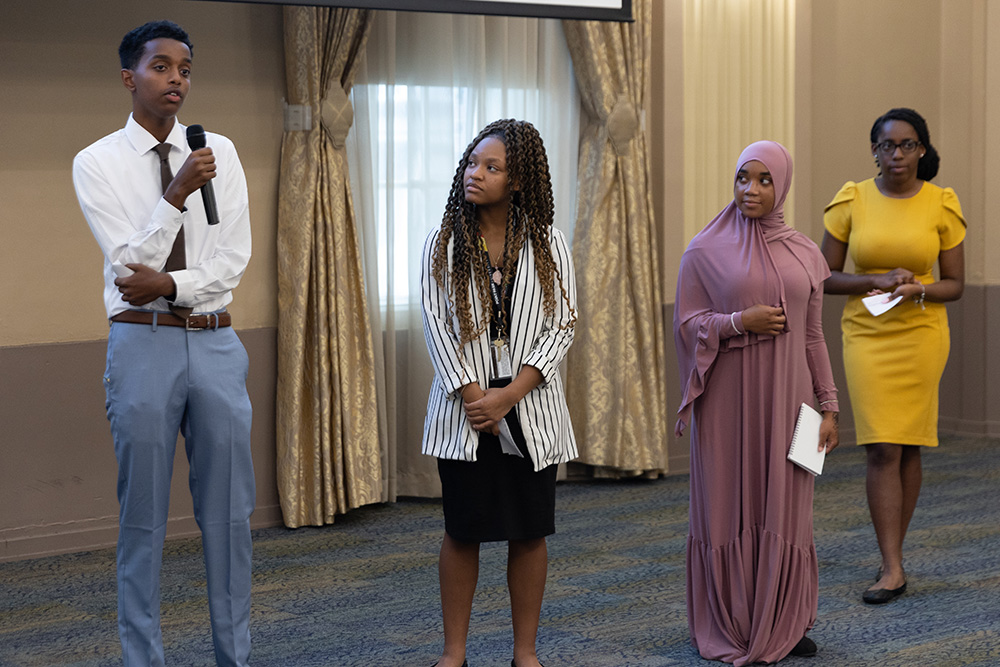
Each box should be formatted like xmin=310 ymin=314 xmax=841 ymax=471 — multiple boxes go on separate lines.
xmin=421 ymin=225 xmax=578 ymax=472
xmin=73 ymin=114 xmax=251 ymax=318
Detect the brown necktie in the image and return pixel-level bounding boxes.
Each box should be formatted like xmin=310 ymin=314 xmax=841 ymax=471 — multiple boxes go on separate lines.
xmin=153 ymin=143 xmax=192 ymax=318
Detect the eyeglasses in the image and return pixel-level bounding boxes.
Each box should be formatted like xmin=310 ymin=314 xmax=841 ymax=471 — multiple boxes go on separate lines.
xmin=875 ymin=139 xmax=921 ymax=155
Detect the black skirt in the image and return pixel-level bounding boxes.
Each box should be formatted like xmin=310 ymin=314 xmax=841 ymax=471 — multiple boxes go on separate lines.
xmin=437 ymin=381 xmax=558 ymax=543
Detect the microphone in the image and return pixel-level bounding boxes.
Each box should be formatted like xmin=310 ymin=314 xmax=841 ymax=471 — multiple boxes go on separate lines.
xmin=185 ymin=124 xmax=220 ymax=225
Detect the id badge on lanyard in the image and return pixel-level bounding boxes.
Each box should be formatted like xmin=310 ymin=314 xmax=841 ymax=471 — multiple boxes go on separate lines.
xmin=492 ymin=337 xmax=512 ymax=380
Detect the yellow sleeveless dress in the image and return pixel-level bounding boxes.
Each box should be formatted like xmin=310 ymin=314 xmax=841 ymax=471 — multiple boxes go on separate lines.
xmin=824 ymin=179 xmax=966 ymax=446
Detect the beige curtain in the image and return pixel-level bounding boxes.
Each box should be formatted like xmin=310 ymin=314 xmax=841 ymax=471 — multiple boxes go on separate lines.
xmin=347 ymin=12 xmax=582 ymax=498
xmin=276 ymin=7 xmax=385 ymax=528
xmin=682 ymin=0 xmax=796 ymax=245
xmin=562 ymin=0 xmax=669 ymax=474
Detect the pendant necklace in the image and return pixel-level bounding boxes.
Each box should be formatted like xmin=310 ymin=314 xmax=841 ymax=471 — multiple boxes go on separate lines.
xmin=481 ymin=235 xmax=504 ymax=285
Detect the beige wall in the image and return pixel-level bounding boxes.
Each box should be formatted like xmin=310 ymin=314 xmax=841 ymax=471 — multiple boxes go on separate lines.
xmin=985 ymin=2 xmax=1000 ymax=285
xmin=804 ymin=0 xmax=998 ymax=436
xmin=0 ymin=0 xmax=284 ymax=560
xmin=3 ymin=0 xmax=998 ymax=560
xmin=650 ymin=0 xmax=688 ymax=469
xmin=0 ymin=0 xmax=282 ymax=347
xmin=651 ymin=0 xmax=999 ymax=442
xmin=806 ymin=0 xmax=941 ymax=242
xmin=803 ymin=0 xmax=995 ymax=286
xmin=652 ymin=0 xmax=996 ymax=295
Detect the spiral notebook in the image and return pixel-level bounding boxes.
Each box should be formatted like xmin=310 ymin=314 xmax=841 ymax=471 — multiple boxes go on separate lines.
xmin=787 ymin=403 xmax=825 ymax=476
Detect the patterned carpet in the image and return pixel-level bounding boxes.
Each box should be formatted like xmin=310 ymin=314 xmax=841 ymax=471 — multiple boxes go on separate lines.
xmin=1 ymin=434 xmax=999 ymax=666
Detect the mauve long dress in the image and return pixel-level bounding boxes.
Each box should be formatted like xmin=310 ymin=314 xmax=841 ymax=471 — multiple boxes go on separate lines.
xmin=685 ymin=240 xmax=838 ymax=666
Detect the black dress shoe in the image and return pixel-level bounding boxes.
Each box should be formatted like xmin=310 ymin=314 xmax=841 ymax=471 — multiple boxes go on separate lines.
xmin=789 ymin=635 xmax=817 ymax=657
xmin=862 ymin=581 xmax=907 ymax=604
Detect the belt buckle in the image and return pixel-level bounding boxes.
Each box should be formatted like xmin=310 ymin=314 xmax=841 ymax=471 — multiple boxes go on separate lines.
xmin=185 ymin=315 xmax=198 ymax=331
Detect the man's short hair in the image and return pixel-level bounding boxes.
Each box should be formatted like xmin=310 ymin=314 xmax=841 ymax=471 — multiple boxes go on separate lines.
xmin=119 ymin=20 xmax=193 ymax=70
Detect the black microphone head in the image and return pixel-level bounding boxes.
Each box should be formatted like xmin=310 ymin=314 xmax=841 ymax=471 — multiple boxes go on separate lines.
xmin=186 ymin=124 xmax=207 ymax=150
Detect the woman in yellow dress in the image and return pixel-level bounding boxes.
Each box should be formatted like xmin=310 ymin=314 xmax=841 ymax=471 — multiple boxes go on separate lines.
xmin=821 ymin=108 xmax=966 ymax=604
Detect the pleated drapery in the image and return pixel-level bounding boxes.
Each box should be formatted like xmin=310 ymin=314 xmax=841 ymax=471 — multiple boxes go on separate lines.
xmin=276 ymin=7 xmax=386 ymax=528
xmin=562 ymin=0 xmax=669 ymax=474
xmin=682 ymin=0 xmax=796 ymax=244
xmin=346 ymin=11 xmax=581 ymax=498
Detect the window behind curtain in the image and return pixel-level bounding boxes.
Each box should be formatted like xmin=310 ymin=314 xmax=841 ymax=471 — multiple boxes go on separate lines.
xmin=345 ymin=10 xmax=581 ymax=497
xmin=349 ymin=10 xmax=580 ymax=316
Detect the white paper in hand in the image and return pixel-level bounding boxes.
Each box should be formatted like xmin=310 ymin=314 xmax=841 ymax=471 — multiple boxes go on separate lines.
xmin=498 ymin=418 xmax=523 ymax=458
xmin=862 ymin=293 xmax=903 ymax=317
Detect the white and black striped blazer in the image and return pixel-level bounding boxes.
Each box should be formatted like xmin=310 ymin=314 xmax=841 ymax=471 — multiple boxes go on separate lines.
xmin=420 ymin=225 xmax=578 ymax=472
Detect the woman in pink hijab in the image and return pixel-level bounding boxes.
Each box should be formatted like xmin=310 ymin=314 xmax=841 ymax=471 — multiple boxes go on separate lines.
xmin=674 ymin=141 xmax=840 ymax=664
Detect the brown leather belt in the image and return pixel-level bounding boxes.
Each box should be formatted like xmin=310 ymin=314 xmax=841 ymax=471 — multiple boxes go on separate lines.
xmin=110 ymin=310 xmax=232 ymax=330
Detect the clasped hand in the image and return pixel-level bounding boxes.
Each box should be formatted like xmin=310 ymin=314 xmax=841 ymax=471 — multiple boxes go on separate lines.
xmin=114 ymin=264 xmax=175 ymax=306
xmin=867 ymin=267 xmax=920 ymax=300
xmin=741 ymin=304 xmax=786 ymax=336
xmin=462 ymin=384 xmax=515 ymax=436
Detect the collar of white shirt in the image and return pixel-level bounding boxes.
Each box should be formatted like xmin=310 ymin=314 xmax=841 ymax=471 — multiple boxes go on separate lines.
xmin=125 ymin=113 xmax=190 ymax=163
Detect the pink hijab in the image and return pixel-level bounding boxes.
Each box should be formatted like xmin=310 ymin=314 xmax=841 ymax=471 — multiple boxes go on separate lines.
xmin=673 ymin=141 xmax=829 ymax=436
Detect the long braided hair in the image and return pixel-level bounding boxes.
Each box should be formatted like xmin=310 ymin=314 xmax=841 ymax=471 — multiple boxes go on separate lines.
xmin=870 ymin=107 xmax=940 ymax=181
xmin=432 ymin=119 xmax=576 ymax=346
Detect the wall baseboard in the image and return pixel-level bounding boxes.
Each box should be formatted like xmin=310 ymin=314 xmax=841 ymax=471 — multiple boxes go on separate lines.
xmin=0 ymin=328 xmax=281 ymax=564
xmin=0 ymin=505 xmax=285 ymax=563
xmin=3 ymin=285 xmax=996 ymax=562
xmin=939 ymin=417 xmax=1000 ymax=439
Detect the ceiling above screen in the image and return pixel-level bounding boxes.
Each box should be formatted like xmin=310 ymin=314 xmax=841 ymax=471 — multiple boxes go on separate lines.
xmin=197 ymin=0 xmax=632 ymax=22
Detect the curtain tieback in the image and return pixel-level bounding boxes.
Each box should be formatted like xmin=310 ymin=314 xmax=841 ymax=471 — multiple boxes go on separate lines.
xmin=321 ymin=85 xmax=354 ymax=148
xmin=606 ymin=96 xmax=639 ymax=157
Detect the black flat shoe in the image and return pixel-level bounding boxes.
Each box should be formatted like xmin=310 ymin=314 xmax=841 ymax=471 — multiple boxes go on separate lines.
xmin=862 ymin=581 xmax=907 ymax=604
xmin=789 ymin=635 xmax=817 ymax=657
xmin=431 ymin=662 xmax=467 ymax=667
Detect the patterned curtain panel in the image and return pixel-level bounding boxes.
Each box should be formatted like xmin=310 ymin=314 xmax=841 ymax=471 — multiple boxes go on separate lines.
xmin=346 ymin=11 xmax=582 ymax=498
xmin=562 ymin=0 xmax=669 ymax=474
xmin=276 ymin=6 xmax=385 ymax=527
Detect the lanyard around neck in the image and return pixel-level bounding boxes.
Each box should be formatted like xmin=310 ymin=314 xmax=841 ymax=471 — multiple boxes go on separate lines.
xmin=477 ymin=234 xmax=511 ymax=342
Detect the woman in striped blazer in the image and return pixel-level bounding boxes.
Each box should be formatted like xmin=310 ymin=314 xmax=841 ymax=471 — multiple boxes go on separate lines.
xmin=421 ymin=119 xmax=577 ymax=667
